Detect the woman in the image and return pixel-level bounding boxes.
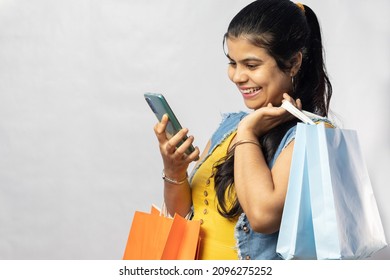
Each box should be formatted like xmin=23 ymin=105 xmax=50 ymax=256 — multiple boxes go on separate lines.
xmin=153 ymin=0 xmax=332 ymax=260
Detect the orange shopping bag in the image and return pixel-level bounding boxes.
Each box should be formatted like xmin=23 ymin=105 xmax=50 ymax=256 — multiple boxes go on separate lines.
xmin=123 ymin=205 xmax=201 ymax=260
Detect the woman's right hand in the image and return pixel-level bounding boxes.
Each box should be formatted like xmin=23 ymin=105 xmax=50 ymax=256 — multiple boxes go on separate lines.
xmin=153 ymin=114 xmax=200 ymax=179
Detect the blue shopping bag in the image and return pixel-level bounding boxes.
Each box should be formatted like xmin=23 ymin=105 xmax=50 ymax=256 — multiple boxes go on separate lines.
xmin=277 ymin=121 xmax=387 ymax=259
xmin=276 ymin=124 xmax=317 ymax=260
xmin=306 ymin=123 xmax=387 ymax=259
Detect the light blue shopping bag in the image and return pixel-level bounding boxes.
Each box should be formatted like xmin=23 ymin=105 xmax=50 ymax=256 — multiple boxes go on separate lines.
xmin=277 ymin=121 xmax=387 ymax=259
xmin=276 ymin=124 xmax=317 ymax=260
xmin=306 ymin=123 xmax=387 ymax=259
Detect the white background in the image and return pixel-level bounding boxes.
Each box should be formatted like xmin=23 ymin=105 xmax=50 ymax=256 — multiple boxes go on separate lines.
xmin=0 ymin=0 xmax=389 ymax=259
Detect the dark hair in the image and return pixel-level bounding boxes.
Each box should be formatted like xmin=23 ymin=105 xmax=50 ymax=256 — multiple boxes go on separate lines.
xmin=215 ymin=0 xmax=332 ymax=219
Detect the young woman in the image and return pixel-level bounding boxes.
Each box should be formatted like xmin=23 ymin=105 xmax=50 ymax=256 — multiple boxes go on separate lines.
xmin=153 ymin=0 xmax=332 ymax=260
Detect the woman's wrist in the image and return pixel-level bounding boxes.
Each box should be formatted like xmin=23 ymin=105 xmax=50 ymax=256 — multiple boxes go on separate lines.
xmin=236 ymin=125 xmax=260 ymax=141
xmin=162 ymin=169 xmax=188 ymax=185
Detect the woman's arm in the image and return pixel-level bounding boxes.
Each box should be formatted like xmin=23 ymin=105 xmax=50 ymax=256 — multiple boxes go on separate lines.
xmin=234 ymin=95 xmax=299 ymax=234
xmin=153 ymin=114 xmax=201 ymax=217
xmin=163 ymin=140 xmax=211 ymax=217
xmin=234 ymin=135 xmax=294 ymax=233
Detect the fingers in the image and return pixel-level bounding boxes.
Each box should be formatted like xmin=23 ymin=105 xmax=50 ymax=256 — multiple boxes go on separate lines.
xmin=153 ymin=114 xmax=169 ymax=142
xmin=296 ymin=98 xmax=302 ymax=110
xmin=187 ymin=147 xmax=201 ymax=161
xmin=175 ymin=136 xmax=200 ymax=161
xmin=282 ymin=93 xmax=302 ymax=110
xmin=153 ymin=114 xmax=199 ymax=166
xmin=167 ymin=126 xmax=188 ymax=147
xmin=282 ymin=93 xmax=295 ymax=105
xmin=167 ymin=133 xmax=200 ymax=162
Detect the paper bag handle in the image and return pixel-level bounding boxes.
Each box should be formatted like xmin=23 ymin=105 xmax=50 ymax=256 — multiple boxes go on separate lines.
xmin=281 ymin=100 xmax=315 ymax=125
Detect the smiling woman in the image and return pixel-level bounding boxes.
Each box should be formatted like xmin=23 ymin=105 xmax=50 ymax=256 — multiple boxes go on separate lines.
xmin=0 ymin=0 xmax=388 ymax=261
xmin=152 ymin=0 xmax=333 ymax=260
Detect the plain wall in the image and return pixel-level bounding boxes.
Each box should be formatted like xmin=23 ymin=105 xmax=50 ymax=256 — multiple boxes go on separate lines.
xmin=0 ymin=0 xmax=389 ymax=259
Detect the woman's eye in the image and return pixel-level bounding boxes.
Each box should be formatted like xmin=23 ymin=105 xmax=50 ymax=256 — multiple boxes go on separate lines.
xmin=246 ymin=64 xmax=258 ymax=70
xmin=228 ymin=61 xmax=236 ymax=66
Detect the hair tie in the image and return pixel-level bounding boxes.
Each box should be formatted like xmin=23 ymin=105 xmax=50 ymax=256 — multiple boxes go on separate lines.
xmin=296 ymin=2 xmax=305 ymax=13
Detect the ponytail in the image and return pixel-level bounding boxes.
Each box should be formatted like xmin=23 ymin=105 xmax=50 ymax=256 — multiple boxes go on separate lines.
xmin=296 ymin=4 xmax=332 ymax=116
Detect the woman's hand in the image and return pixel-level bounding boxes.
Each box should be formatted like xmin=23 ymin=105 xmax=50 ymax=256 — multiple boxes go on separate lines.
xmin=153 ymin=114 xmax=198 ymax=218
xmin=237 ymin=93 xmax=302 ymax=138
xmin=153 ymin=114 xmax=200 ymax=179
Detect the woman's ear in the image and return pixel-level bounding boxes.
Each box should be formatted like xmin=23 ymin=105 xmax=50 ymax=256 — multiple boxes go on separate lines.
xmin=290 ymin=51 xmax=303 ymax=76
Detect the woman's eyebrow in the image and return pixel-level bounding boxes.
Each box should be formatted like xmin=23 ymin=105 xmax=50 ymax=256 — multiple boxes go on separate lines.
xmin=241 ymin=57 xmax=263 ymax=63
xmin=226 ymin=54 xmax=263 ymax=63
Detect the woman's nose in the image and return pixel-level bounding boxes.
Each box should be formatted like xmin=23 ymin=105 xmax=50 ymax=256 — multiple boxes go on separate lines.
xmin=230 ymin=67 xmax=248 ymax=84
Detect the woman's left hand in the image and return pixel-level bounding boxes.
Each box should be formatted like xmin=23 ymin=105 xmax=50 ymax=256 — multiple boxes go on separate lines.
xmin=237 ymin=93 xmax=302 ymax=138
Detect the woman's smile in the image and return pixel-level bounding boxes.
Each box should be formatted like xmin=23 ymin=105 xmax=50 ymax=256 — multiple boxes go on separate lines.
xmin=238 ymin=86 xmax=262 ymax=99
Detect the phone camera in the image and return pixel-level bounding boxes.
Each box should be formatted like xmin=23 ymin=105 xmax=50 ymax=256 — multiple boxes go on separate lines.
xmin=145 ymin=97 xmax=157 ymax=114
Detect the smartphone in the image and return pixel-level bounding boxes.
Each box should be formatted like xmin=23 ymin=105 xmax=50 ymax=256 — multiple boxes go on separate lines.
xmin=144 ymin=93 xmax=196 ymax=155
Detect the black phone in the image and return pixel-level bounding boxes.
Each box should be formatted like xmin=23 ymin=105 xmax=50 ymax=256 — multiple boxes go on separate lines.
xmin=144 ymin=93 xmax=196 ymax=155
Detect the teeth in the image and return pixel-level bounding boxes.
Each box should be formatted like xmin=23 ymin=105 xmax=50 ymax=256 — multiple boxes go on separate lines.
xmin=242 ymin=87 xmax=260 ymax=94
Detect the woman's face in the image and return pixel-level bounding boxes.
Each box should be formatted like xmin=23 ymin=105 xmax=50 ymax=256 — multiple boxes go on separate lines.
xmin=226 ymin=36 xmax=292 ymax=110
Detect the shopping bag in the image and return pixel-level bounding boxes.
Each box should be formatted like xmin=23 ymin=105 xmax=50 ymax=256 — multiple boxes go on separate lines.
xmin=276 ymin=123 xmax=317 ymax=259
xmin=306 ymin=123 xmax=387 ymax=259
xmin=277 ymin=121 xmax=387 ymax=259
xmin=123 ymin=205 xmax=201 ymax=260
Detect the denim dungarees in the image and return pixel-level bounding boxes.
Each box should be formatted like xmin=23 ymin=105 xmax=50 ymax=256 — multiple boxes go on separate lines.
xmin=190 ymin=111 xmax=296 ymax=260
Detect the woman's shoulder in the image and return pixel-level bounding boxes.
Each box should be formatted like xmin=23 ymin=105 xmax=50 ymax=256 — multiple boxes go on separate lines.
xmin=302 ymin=111 xmax=335 ymax=127
xmin=214 ymin=111 xmax=248 ymax=132
xmin=209 ymin=111 xmax=248 ymax=152
xmin=219 ymin=111 xmax=248 ymax=123
xmin=271 ymin=114 xmax=335 ymax=167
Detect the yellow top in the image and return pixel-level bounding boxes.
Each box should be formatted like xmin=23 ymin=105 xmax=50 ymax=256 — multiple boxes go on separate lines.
xmin=191 ymin=132 xmax=238 ymax=260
